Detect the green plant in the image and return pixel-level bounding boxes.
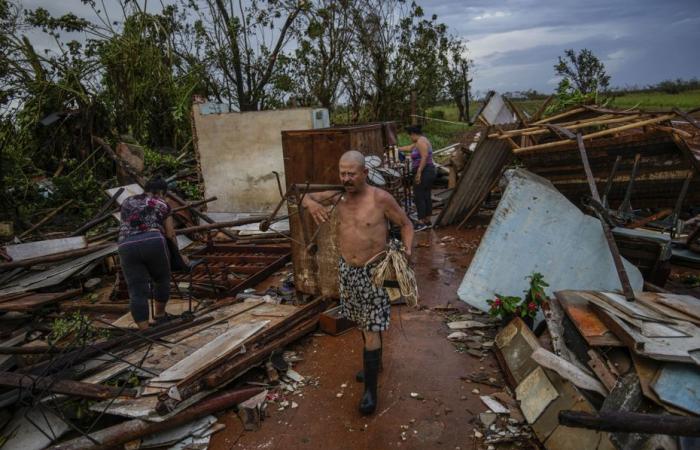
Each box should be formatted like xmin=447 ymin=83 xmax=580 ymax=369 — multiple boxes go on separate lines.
xmin=49 ymin=312 xmax=110 ymax=347
xmin=486 ymin=272 xmax=549 ymax=319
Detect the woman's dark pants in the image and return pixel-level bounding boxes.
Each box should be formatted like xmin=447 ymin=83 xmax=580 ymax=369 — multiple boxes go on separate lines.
xmin=413 ymin=165 xmax=436 ymax=221
xmin=117 ymin=231 xmax=171 ymax=323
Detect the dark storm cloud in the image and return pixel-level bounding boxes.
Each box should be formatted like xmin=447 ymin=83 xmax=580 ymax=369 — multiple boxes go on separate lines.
xmin=421 ymin=0 xmax=700 ymax=93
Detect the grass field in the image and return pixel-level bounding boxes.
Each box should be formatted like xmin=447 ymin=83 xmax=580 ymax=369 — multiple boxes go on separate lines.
xmin=412 ymin=90 xmax=700 ymax=149
xmin=609 ymin=89 xmax=700 ymax=110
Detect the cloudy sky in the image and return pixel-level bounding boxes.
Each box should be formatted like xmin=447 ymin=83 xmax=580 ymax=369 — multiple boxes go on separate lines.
xmin=22 ymin=0 xmax=700 ymax=94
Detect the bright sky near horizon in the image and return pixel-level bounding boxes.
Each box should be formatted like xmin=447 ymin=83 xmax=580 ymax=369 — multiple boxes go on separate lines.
xmin=21 ymin=0 xmax=700 ymax=95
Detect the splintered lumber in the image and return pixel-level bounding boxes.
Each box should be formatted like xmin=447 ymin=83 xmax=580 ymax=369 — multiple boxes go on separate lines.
xmin=0 ymin=244 xmax=112 ymax=270
xmin=558 ymin=410 xmax=700 ymax=437
xmin=0 ymin=371 xmax=136 ymax=399
xmin=531 ymin=348 xmax=607 ymax=395
xmin=46 ymin=386 xmax=263 ymax=450
xmin=22 ymin=315 xmax=212 ymax=377
xmin=156 ymin=297 xmax=329 ymax=415
xmin=513 ymin=113 xmax=677 ymax=155
xmin=175 ymin=216 xmax=267 ymax=235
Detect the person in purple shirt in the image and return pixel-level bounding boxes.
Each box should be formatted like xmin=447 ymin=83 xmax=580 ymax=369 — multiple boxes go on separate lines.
xmin=398 ymin=125 xmax=436 ymax=231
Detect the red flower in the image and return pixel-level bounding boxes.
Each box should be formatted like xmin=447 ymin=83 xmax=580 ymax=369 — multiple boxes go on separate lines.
xmin=493 ymin=299 xmax=502 ymax=308
xmin=528 ymin=302 xmax=537 ymax=311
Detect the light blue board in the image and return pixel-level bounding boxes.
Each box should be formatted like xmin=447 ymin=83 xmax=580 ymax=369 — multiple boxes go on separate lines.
xmin=651 ymin=363 xmax=700 ymax=415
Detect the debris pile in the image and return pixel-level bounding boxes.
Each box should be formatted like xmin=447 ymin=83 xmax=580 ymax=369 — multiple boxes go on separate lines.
xmin=444 ymin=100 xmax=700 ymax=448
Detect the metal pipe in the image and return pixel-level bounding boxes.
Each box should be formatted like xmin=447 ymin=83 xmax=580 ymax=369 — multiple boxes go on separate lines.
xmin=46 ymin=387 xmax=264 ymax=450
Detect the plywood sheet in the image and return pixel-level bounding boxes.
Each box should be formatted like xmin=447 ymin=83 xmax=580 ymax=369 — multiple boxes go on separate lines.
xmin=556 ymin=291 xmax=623 ymax=346
xmin=651 ymin=362 xmax=700 ymax=415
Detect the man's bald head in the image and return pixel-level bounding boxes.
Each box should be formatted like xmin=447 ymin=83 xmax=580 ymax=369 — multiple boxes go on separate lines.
xmin=339 ymin=150 xmax=368 ymax=193
xmin=340 ymin=150 xmax=365 ymax=168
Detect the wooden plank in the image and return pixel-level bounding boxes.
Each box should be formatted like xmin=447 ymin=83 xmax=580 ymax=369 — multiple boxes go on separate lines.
xmin=149 ymin=321 xmax=268 ymax=382
xmin=587 ymin=349 xmax=618 ymax=391
xmin=0 ymin=289 xmax=81 ymax=312
xmin=531 ymin=348 xmax=608 ymax=395
xmin=592 ymin=303 xmax=700 ymax=365
xmin=3 ymin=237 xmax=87 ymax=261
xmin=650 ymin=362 xmax=700 ymax=415
xmin=556 ymin=291 xmax=623 ymax=347
xmin=655 ymin=293 xmax=700 ymax=322
xmin=515 ymin=366 xmax=559 ymax=424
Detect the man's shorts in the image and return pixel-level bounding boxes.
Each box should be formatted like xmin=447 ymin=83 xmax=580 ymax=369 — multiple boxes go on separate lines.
xmin=338 ymin=256 xmax=391 ymax=332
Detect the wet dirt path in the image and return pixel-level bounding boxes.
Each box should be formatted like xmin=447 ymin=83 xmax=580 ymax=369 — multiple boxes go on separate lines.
xmin=210 ymin=225 xmax=506 ymax=450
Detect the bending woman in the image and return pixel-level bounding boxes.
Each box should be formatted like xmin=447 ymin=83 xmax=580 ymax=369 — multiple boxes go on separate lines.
xmin=399 ymin=125 xmax=436 ymax=231
xmin=117 ymin=176 xmax=187 ymax=329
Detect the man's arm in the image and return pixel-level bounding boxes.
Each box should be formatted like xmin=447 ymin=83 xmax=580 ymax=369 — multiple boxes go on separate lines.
xmin=301 ymin=191 xmax=342 ymax=225
xmin=380 ymin=190 xmax=414 ymax=256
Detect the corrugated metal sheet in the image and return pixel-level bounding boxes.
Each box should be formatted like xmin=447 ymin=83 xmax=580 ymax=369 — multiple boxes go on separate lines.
xmin=436 ymin=131 xmax=513 ymax=226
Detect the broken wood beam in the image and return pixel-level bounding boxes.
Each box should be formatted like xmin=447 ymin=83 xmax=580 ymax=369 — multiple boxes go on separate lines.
xmin=0 ymin=244 xmax=112 ymax=270
xmin=70 ymin=188 xmax=124 ymax=236
xmin=0 ymin=371 xmax=136 ymax=400
xmin=175 ymin=216 xmax=267 ymax=235
xmin=18 ymin=199 xmax=74 ymax=239
xmin=558 ymin=410 xmax=700 ymax=437
xmin=171 ymin=196 xmax=217 ymax=213
xmin=513 ymin=113 xmax=678 ymax=155
xmin=156 ymin=297 xmax=329 ymax=415
xmin=69 ymin=210 xmax=118 ymax=237
xmin=47 ymin=386 xmax=264 ymax=450
xmin=167 ymin=191 xmax=239 ymax=241
xmin=22 ymin=315 xmax=212 ymax=377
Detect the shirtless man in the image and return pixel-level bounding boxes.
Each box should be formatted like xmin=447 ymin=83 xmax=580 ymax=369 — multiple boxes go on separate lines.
xmin=303 ymin=150 xmax=414 ymax=415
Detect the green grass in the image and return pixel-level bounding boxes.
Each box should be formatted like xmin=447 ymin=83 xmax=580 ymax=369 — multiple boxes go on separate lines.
xmin=609 ymin=89 xmax=700 ymax=110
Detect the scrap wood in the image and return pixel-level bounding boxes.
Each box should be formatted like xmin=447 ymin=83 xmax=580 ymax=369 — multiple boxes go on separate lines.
xmin=631 ymin=354 xmax=691 ymax=416
xmin=555 ymin=291 xmax=624 ymax=347
xmin=531 ymin=348 xmax=607 ymax=396
xmin=149 ymin=320 xmax=269 ymax=383
xmin=156 ymin=297 xmax=329 ymax=415
xmin=514 ymin=113 xmax=678 ymax=155
xmin=558 ymin=410 xmax=700 ymax=437
xmin=46 ymin=386 xmax=263 ymax=450
xmin=0 ymin=371 xmax=137 ymax=400
xmin=480 ymin=395 xmax=509 ymax=414
xmin=237 ymin=390 xmax=268 ymax=431
xmin=586 ymin=349 xmax=619 ymax=392
xmin=0 ymin=289 xmax=81 ymax=313
xmin=650 ymin=363 xmax=700 ymax=416
xmin=592 ymin=303 xmax=700 ymax=365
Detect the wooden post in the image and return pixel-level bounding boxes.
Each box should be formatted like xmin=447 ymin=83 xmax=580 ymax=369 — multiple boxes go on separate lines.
xmin=559 ymin=410 xmax=700 ymax=437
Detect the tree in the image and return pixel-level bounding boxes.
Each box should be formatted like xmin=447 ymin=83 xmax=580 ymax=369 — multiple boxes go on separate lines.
xmin=443 ymin=38 xmax=472 ymax=122
xmin=289 ymin=0 xmax=355 ymax=110
xmin=554 ymin=48 xmax=610 ymax=95
xmin=185 ymin=0 xmax=304 ymax=111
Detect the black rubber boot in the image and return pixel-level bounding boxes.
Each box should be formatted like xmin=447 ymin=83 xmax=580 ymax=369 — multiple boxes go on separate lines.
xmin=355 ymin=347 xmax=382 ymax=382
xmin=359 ymin=348 xmax=381 ymax=415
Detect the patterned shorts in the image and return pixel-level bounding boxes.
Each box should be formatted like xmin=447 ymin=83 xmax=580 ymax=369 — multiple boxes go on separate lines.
xmin=339 ymin=257 xmax=391 ymax=332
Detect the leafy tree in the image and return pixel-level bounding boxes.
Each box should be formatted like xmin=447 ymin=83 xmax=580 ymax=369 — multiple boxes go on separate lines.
xmin=554 ymin=48 xmax=610 ymax=95
xmin=289 ymin=0 xmax=355 ymax=110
